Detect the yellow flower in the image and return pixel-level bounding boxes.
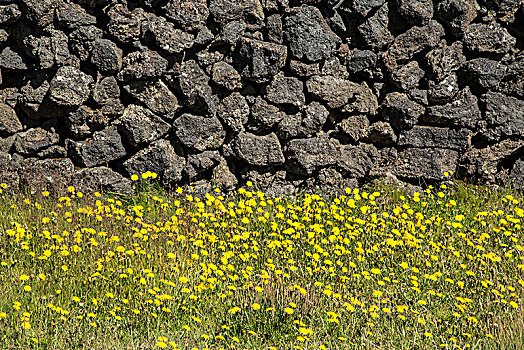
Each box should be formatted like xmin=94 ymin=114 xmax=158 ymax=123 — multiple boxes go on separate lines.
xmin=42 ymin=191 xmax=50 ymax=197
xmin=24 ymin=285 xmax=31 ymax=292
xmin=156 ymin=342 xmax=167 ymax=348
xmin=131 ymin=174 xmax=139 ymax=181
xmin=252 ymin=303 xmax=261 ymax=310
xmin=67 ymin=186 xmax=75 ymax=193
xmin=284 ymin=307 xmax=294 ymax=315
xmin=19 ymin=274 xmax=29 ymax=282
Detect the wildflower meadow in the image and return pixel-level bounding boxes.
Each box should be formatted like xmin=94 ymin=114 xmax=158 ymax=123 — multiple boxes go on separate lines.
xmin=0 ymin=173 xmax=523 ymax=349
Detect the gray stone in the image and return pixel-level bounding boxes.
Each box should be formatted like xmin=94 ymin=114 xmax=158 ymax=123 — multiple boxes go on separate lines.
xmin=381 ymin=92 xmax=425 ymax=130
xmin=277 ymin=112 xmax=304 ymax=140
xmin=482 ymin=92 xmax=524 ymax=139
xmin=124 ymin=139 xmax=185 ymax=186
xmin=69 ymin=25 xmax=104 ymax=62
xmin=196 ymin=50 xmax=224 ymax=67
xmin=93 ymin=76 xmax=120 ymax=106
xmin=284 ymin=6 xmax=339 ymax=62
xmin=218 ymin=22 xmax=246 ymax=46
xmin=0 ymin=153 xmax=19 ymax=189
xmin=90 ymin=39 xmax=123 ymax=74
xmin=66 ymin=106 xmax=95 ymax=139
xmin=348 ymin=0 xmax=385 ymax=16
xmin=177 ymin=60 xmax=218 ymax=115
xmin=384 ymin=20 xmax=445 ymax=69
xmin=141 ymin=16 xmax=194 ymax=54
xmin=347 ymin=50 xmax=377 ymax=74
xmin=0 ymin=136 xmax=14 ymax=153
xmin=0 ymin=103 xmax=22 ymax=135
xmin=358 ymin=3 xmax=394 ymax=49
xmin=209 ymin=0 xmax=265 ymax=29
xmin=437 ymin=0 xmax=477 ymax=36
xmin=389 ymin=148 xmax=459 ymax=181
xmin=311 ymin=167 xmax=357 ymax=196
xmin=248 ymin=97 xmax=285 ymax=133
xmin=336 ymin=115 xmax=370 ymax=143
xmin=49 ymin=66 xmax=93 ymax=107
xmin=0 ymin=47 xmax=27 ymax=71
xmin=173 ymin=114 xmax=225 ymax=152
xmin=337 ymin=144 xmax=378 ymax=178
xmin=107 ymin=4 xmax=150 ymax=44
xmin=213 ymin=160 xmax=238 ymax=191
xmin=302 ymin=102 xmax=329 ymax=136
xmin=366 ymin=121 xmax=397 ymax=146
xmin=117 ymin=105 xmax=171 ymax=147
xmin=509 ymin=157 xmax=524 ymax=188
xmin=241 ymin=169 xmax=299 ymax=197
xmin=321 ymin=57 xmax=349 ymax=79
xmin=398 ymin=126 xmax=471 ymax=150
xmin=395 ymin=0 xmax=434 ymax=25
xmin=230 ymin=132 xmax=284 ymax=166
xmin=391 ymin=61 xmax=425 ymax=91
xmin=70 ymin=167 xmax=134 ymax=196
xmin=194 ymin=26 xmax=215 ymax=45
xmin=18 ymin=158 xmax=75 ymax=195
xmin=426 ymin=40 xmax=466 ymax=80
xmin=266 ymin=76 xmax=305 ymax=107
xmin=464 ymin=23 xmax=516 ymax=54
xmin=424 ymin=87 xmax=481 ymax=128
xmin=267 ymin=14 xmax=283 ymax=44
xmin=462 ymin=58 xmax=507 ymax=90
xmin=307 ymin=75 xmax=378 ymax=114
xmin=500 ymin=58 xmax=524 ymax=99
xmin=211 ymin=62 xmax=242 ymax=91
xmin=217 ymin=93 xmax=250 ymax=132
xmin=123 ymin=80 xmax=179 ymax=119
xmin=428 ymin=73 xmax=460 ymax=104
xmin=14 ymin=127 xmax=60 ymax=155
xmin=164 ymin=0 xmax=209 ymax=31
xmin=286 ymin=137 xmax=338 ymax=176
xmin=236 ymin=37 xmax=287 ymax=83
xmin=289 ymin=60 xmax=320 ymax=77
xmin=56 ymin=2 xmax=97 ymax=29
xmin=66 ymin=127 xmax=127 ymax=167
xmin=117 ymin=50 xmax=168 ymax=81
xmin=20 ymin=0 xmax=54 ymax=27
xmin=0 ymin=4 xmax=20 ymax=24
xmin=37 ymin=145 xmax=66 ymax=159
xmin=186 ymin=151 xmax=223 ymax=179
xmin=19 ymin=74 xmax=61 ymax=120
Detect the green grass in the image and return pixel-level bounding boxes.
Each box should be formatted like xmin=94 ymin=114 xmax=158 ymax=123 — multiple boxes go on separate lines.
xmin=0 ymin=176 xmax=523 ymax=349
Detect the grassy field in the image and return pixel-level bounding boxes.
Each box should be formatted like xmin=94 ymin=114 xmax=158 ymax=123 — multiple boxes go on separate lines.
xmin=0 ymin=173 xmax=523 ymax=349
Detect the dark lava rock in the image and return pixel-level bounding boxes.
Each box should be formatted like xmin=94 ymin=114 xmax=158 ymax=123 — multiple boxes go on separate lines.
xmin=424 ymin=87 xmax=481 ymax=128
xmin=0 ymin=153 xmax=19 ymax=188
xmin=306 ymin=75 xmax=378 ymax=114
xmin=366 ymin=121 xmax=397 ymax=146
xmin=0 ymin=47 xmax=27 ymax=71
xmin=384 ymin=20 xmax=445 ymax=69
xmin=124 ymin=139 xmax=185 ymax=186
xmin=117 ymin=50 xmax=168 ymax=81
xmin=37 ymin=145 xmax=66 ymax=159
xmin=499 ymin=58 xmax=524 ymax=99
xmin=347 ymin=0 xmax=385 ymax=16
xmin=14 ymin=127 xmax=60 ymax=155
xmin=164 ymin=0 xmax=209 ymax=31
xmin=0 ymin=103 xmax=22 ymax=135
xmin=395 ymin=0 xmax=434 ymax=25
xmin=123 ymin=80 xmax=179 ymax=119
xmin=267 ymin=14 xmax=283 ymax=44
xmin=241 ymin=169 xmax=299 ymax=197
xmin=141 ymin=16 xmax=194 ymax=54
xmin=66 ymin=106 xmax=96 ymax=139
xmin=20 ymin=0 xmax=54 ymax=27
xmin=211 ymin=61 xmax=242 ymax=91
xmin=18 ymin=158 xmax=75 ymax=195
xmin=236 ymin=37 xmax=287 ymax=83
xmin=390 ymin=148 xmax=459 ymax=181
xmin=0 ymin=4 xmax=21 ymax=25
xmin=49 ymin=66 xmax=93 ymax=107
xmin=69 ymin=25 xmax=104 ymax=62
xmin=482 ymin=91 xmax=524 ymax=139
xmin=55 ymin=2 xmax=97 ymax=30
xmin=426 ymin=40 xmax=466 ymax=80
xmin=66 ymin=127 xmax=127 ymax=168
xmin=209 ymin=0 xmax=265 ymax=29
xmin=217 ymin=92 xmax=250 ymax=132
xmin=347 ymin=49 xmax=377 ymax=74
xmin=93 ymin=76 xmax=120 ymax=106
xmin=90 ymin=39 xmax=123 ymax=74
xmin=284 ymin=5 xmax=339 ymax=62
xmin=248 ymin=97 xmax=285 ymax=133
xmin=437 ymin=0 xmax=477 ymax=36
xmin=212 ymin=160 xmax=238 ymax=191
xmin=509 ymin=157 xmax=524 ymax=187
xmin=266 ymin=75 xmax=305 ymax=107
xmin=337 ymin=143 xmax=378 ymax=178
xmin=381 ymin=92 xmax=425 ymax=130
xmin=336 ymin=115 xmax=370 ymax=143
xmin=286 ymin=137 xmax=338 ymax=176
xmin=173 ymin=114 xmax=225 ymax=152
xmin=230 ymin=132 xmax=284 ymax=166
xmin=301 ymin=102 xmax=329 ymax=136
xmin=289 ymin=60 xmax=320 ymax=77
xmin=107 ymin=4 xmax=150 ymax=44
xmin=70 ymin=167 xmax=134 ymax=196
xmin=117 ymin=105 xmax=171 ymax=147
xmin=217 ymin=22 xmax=246 ymax=46
xmin=186 ymin=151 xmax=223 ymax=179
xmin=18 ymin=74 xmax=59 ymax=120
xmin=462 ymin=58 xmax=507 ymax=90
xmin=358 ymin=3 xmax=393 ymax=50
xmin=463 ymin=23 xmax=516 ymax=54
xmin=177 ymin=60 xmax=218 ymax=115
xmin=428 ymin=73 xmax=460 ymax=104
xmin=391 ymin=61 xmax=425 ymax=91
xmin=398 ymin=126 xmax=471 ymax=150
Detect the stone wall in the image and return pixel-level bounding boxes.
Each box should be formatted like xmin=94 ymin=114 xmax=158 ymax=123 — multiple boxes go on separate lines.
xmin=0 ymin=0 xmax=523 ymax=196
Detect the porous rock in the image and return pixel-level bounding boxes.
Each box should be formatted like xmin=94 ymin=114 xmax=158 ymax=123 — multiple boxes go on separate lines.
xmin=123 ymin=80 xmax=179 ymax=119
xmin=173 ymin=114 xmax=225 ymax=152
xmin=66 ymin=127 xmax=127 ymax=168
xmin=70 ymin=167 xmax=134 ymax=196
xmin=117 ymin=105 xmax=171 ymax=147
xmin=286 ymin=137 xmax=338 ymax=176
xmin=230 ymin=132 xmax=284 ymax=166
xmin=49 ymin=66 xmax=93 ymax=107
xmin=216 ymin=92 xmax=250 ymax=132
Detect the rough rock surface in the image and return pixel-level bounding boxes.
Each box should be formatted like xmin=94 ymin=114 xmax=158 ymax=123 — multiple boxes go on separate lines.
xmin=1 ymin=0 xmax=524 ymax=194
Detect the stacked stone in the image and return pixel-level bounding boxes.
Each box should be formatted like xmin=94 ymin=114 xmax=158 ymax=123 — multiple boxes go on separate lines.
xmin=0 ymin=0 xmax=523 ymax=196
